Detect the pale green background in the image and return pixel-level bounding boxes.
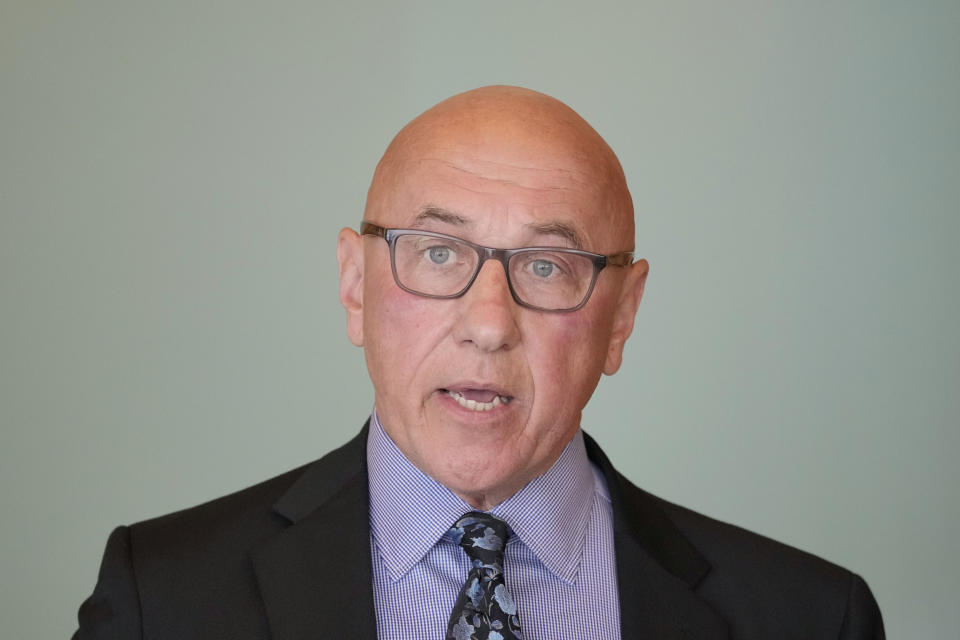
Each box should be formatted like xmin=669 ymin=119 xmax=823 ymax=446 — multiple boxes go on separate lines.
xmin=2 ymin=1 xmax=957 ymax=638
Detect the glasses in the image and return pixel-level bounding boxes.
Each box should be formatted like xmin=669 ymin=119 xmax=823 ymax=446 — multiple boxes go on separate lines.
xmin=361 ymin=222 xmax=634 ymax=312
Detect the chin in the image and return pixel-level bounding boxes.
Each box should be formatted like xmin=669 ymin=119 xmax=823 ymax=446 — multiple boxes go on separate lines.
xmin=432 ymin=456 xmax=524 ymax=502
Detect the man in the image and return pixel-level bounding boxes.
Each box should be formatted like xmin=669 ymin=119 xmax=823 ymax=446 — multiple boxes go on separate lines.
xmin=74 ymin=86 xmax=884 ymax=639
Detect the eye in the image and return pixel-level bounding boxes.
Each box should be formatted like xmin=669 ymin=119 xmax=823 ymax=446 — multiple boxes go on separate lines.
xmin=515 ymin=251 xmax=580 ymax=283
xmin=426 ymin=244 xmax=454 ymax=264
xmin=529 ymin=259 xmax=556 ymax=278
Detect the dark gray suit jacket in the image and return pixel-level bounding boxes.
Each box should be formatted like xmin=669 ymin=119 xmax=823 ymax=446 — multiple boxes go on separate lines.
xmin=74 ymin=424 xmax=884 ymax=639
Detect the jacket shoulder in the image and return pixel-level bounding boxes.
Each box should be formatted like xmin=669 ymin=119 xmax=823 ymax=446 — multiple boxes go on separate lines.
xmin=129 ymin=425 xmax=369 ymax=555
xmin=584 ymin=433 xmax=883 ymax=638
xmin=657 ymin=493 xmax=881 ymax=637
xmin=76 ymin=428 xmax=370 ymax=639
xmin=656 ymin=489 xmax=851 ymax=588
xmin=130 ymin=461 xmax=307 ymax=550
xmin=625 ymin=475 xmax=883 ymax=638
xmin=655 ymin=493 xmax=852 ymax=585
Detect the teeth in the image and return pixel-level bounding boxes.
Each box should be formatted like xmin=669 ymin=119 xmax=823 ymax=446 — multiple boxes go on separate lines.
xmin=446 ymin=390 xmax=511 ymax=412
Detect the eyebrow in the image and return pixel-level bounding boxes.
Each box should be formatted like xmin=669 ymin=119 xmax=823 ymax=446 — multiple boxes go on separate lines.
xmin=524 ymin=221 xmax=583 ymax=250
xmin=413 ymin=207 xmax=470 ymax=227
xmin=413 ymin=206 xmax=585 ymax=250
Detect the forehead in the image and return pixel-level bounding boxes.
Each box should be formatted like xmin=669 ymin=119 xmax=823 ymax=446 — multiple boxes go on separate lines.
xmin=374 ymin=146 xmax=627 ymax=251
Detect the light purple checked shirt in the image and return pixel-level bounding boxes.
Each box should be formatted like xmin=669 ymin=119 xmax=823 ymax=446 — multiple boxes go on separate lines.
xmin=367 ymin=411 xmax=622 ymax=640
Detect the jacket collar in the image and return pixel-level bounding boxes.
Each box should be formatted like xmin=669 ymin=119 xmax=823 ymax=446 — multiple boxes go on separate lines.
xmin=251 ymin=424 xmax=728 ymax=639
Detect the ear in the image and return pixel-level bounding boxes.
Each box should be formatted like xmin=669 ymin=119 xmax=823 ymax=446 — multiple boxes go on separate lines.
xmin=336 ymin=227 xmax=365 ymax=347
xmin=603 ymin=258 xmax=648 ymax=375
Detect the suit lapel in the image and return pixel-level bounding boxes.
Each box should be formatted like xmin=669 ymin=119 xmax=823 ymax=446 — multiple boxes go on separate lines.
xmin=585 ymin=433 xmax=730 ymax=640
xmin=251 ymin=426 xmax=378 ymax=640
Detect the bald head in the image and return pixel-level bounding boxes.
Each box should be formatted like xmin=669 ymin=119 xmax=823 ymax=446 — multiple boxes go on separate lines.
xmin=365 ymin=86 xmax=635 ymax=245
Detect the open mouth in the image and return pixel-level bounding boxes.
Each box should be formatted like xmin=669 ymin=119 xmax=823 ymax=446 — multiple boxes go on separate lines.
xmin=441 ymin=388 xmax=513 ymax=412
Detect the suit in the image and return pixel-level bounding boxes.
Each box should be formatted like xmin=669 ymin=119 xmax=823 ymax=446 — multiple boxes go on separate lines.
xmin=74 ymin=423 xmax=884 ymax=639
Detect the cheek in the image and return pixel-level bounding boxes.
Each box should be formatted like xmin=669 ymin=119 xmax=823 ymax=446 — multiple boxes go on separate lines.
xmin=364 ymin=283 xmax=451 ymax=377
xmin=527 ymin=311 xmax=609 ymax=393
xmin=539 ymin=289 xmax=621 ymax=395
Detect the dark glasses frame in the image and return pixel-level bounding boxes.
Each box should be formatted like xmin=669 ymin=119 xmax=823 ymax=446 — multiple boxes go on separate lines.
xmin=360 ymin=221 xmax=634 ymax=312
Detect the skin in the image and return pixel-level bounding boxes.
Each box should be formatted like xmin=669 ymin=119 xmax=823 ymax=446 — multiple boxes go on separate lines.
xmin=337 ymin=86 xmax=649 ymax=510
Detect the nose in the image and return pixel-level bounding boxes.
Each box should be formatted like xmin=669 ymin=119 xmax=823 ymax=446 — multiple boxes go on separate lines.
xmin=452 ymin=258 xmax=521 ymax=352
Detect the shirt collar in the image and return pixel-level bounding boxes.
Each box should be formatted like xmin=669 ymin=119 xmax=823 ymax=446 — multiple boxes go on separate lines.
xmin=367 ymin=410 xmax=597 ymax=585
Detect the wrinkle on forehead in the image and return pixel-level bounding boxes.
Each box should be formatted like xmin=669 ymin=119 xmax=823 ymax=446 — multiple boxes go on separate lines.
xmin=424 ymin=158 xmax=595 ymax=201
xmin=413 ymin=205 xmax=586 ymax=249
xmin=435 ymin=157 xmax=595 ymax=192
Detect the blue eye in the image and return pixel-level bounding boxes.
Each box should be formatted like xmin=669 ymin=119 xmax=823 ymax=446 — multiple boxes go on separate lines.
xmin=530 ymin=259 xmax=555 ymax=277
xmin=428 ymin=246 xmax=452 ymax=264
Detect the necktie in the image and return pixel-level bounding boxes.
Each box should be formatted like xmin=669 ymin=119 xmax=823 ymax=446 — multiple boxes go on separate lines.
xmin=446 ymin=512 xmax=523 ymax=640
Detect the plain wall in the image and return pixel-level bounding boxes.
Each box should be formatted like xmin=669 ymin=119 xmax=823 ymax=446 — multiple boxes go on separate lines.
xmin=2 ymin=1 xmax=957 ymax=637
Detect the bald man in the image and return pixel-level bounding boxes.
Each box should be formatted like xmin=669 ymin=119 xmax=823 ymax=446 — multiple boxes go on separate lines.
xmin=74 ymin=87 xmax=884 ymax=639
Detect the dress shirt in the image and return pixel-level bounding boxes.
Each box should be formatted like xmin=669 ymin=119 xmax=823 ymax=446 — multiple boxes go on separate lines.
xmin=367 ymin=410 xmax=621 ymax=640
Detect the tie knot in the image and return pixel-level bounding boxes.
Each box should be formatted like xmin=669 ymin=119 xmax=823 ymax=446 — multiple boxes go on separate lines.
xmin=450 ymin=512 xmax=509 ymax=566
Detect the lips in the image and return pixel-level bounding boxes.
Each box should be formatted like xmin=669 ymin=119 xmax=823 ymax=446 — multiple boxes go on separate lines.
xmin=440 ymin=385 xmax=514 ymax=412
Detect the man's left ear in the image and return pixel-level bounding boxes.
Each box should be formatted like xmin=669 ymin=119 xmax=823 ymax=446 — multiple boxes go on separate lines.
xmin=603 ymin=259 xmax=649 ymax=375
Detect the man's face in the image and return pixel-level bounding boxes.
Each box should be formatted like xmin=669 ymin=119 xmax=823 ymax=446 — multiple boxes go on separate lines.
xmin=338 ymin=131 xmax=647 ymax=509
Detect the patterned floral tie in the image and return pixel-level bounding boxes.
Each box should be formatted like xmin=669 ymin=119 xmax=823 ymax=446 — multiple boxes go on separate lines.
xmin=446 ymin=512 xmax=523 ymax=640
